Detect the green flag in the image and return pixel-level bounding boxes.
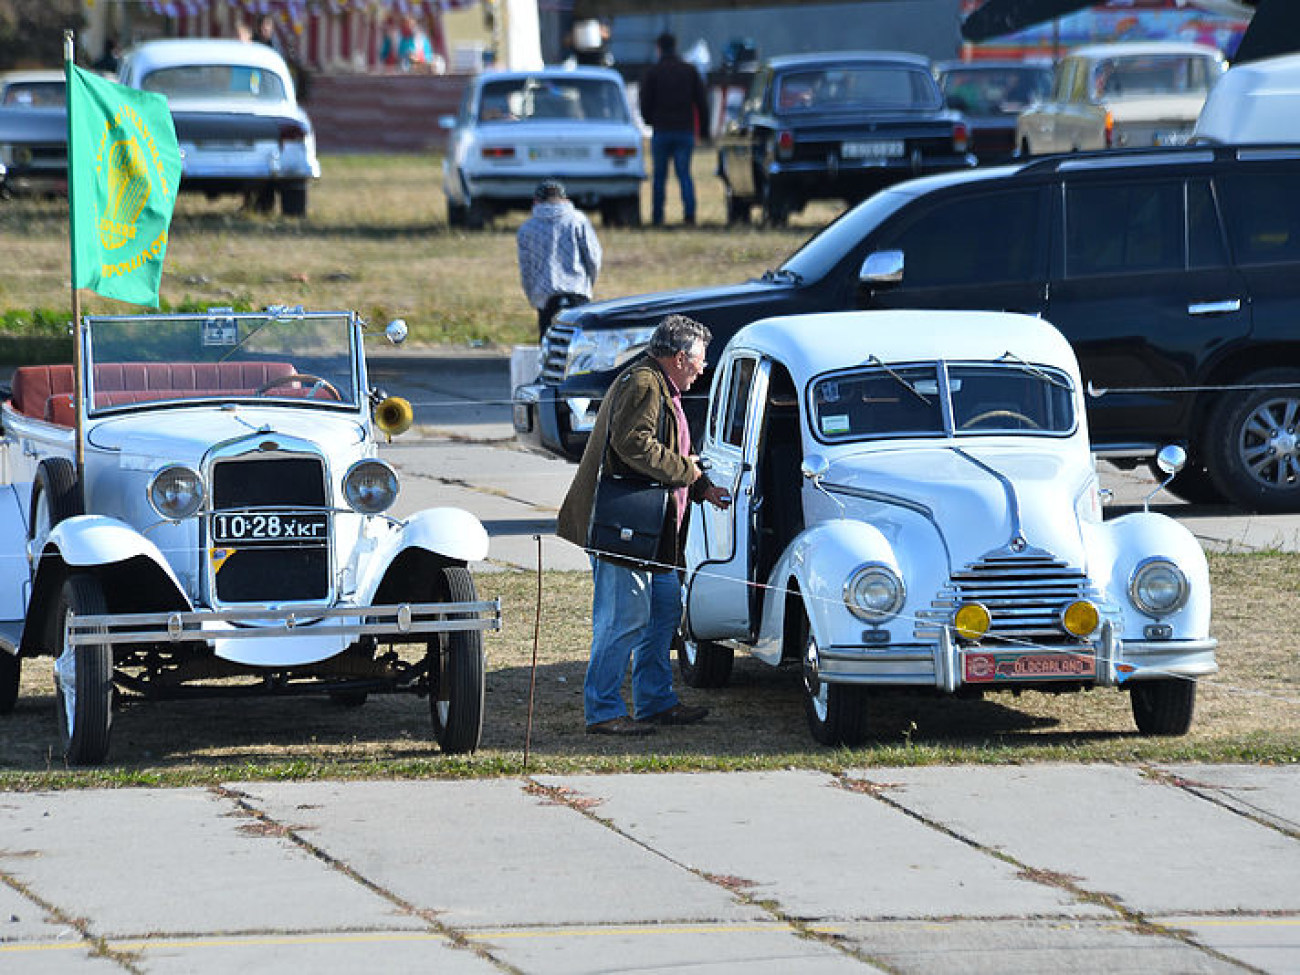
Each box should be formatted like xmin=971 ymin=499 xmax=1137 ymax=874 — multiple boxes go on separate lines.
xmin=67 ymin=63 xmax=182 ymax=307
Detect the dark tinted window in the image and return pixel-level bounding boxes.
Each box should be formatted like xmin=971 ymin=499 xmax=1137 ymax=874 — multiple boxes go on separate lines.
xmin=888 ymin=190 xmax=1040 ymax=288
xmin=1187 ymin=179 xmax=1227 ymax=268
xmin=1065 ymin=181 xmax=1182 ymax=276
xmin=1220 ymin=173 xmax=1300 ymax=267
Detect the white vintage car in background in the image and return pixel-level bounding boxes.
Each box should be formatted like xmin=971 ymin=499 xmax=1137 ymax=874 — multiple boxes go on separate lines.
xmin=119 ymin=39 xmax=321 ymax=216
xmin=0 ymin=309 xmax=497 ymax=764
xmin=679 ymin=310 xmax=1217 ymax=746
xmin=440 ymin=65 xmax=645 ymax=228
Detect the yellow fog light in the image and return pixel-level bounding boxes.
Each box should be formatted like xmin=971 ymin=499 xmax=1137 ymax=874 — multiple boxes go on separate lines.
xmin=953 ymin=602 xmax=991 ymax=643
xmin=1061 ymin=600 xmax=1100 ymax=637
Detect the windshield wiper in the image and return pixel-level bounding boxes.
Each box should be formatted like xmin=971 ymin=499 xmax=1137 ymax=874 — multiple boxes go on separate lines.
xmin=868 ymin=355 xmax=930 ymax=404
xmin=759 ymin=268 xmax=803 ymax=286
xmin=998 ymin=350 xmax=1071 ymax=390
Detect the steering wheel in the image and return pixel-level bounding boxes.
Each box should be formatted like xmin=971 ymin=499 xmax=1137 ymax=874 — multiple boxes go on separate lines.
xmin=255 ymin=373 xmax=342 ymax=401
xmin=961 ymin=409 xmax=1040 ymax=430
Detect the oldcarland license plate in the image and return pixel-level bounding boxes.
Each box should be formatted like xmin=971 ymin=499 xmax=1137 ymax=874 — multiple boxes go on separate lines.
xmin=210 ymin=511 xmax=327 ymax=546
xmin=841 ymin=140 xmax=905 ymax=159
xmin=963 ymin=650 xmax=1096 ymax=683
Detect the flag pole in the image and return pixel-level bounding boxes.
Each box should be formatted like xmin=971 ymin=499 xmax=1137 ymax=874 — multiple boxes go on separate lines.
xmin=64 ymin=29 xmax=85 ymax=488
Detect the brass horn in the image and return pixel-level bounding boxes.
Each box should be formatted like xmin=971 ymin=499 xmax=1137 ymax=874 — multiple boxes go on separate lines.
xmin=374 ymin=395 xmax=414 ymax=440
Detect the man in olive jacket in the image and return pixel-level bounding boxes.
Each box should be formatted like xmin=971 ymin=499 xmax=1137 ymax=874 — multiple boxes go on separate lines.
xmin=558 ymin=314 xmax=730 ymax=735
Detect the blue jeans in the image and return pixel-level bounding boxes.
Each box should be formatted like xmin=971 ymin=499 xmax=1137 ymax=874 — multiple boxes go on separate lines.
xmin=584 ymin=557 xmax=682 ymax=724
xmin=651 ymin=130 xmax=696 ymax=225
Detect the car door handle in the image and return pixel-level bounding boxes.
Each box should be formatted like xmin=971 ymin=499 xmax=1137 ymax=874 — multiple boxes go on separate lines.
xmin=1188 ymin=298 xmax=1241 ymax=316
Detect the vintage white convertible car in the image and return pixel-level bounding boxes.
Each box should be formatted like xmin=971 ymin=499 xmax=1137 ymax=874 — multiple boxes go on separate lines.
xmin=679 ymin=310 xmax=1217 ymax=746
xmin=0 ymin=309 xmax=498 ymax=764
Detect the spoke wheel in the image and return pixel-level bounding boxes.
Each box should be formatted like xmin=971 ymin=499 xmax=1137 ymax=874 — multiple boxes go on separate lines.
xmin=1206 ymin=369 xmax=1300 ymax=512
xmin=1130 ymin=678 xmax=1196 ymax=736
xmin=53 ymin=575 xmax=113 ymax=766
xmin=675 ymin=631 xmax=733 ymax=688
xmin=428 ymin=567 xmax=485 ymax=754
xmin=798 ymin=610 xmax=868 ymax=746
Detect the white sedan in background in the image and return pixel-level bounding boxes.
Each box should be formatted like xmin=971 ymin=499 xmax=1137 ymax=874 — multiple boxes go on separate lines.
xmin=679 ymin=310 xmax=1217 ymax=746
xmin=441 ymin=66 xmax=645 ymax=228
xmin=119 ymin=38 xmax=321 ymax=216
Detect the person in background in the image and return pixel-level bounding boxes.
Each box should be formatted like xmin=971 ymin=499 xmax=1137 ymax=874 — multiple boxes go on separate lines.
xmin=94 ymin=37 xmax=121 ymax=75
xmin=254 ymin=15 xmax=282 ymax=53
xmin=557 ymin=314 xmax=731 ymax=736
xmin=516 ymin=180 xmax=602 ymax=340
xmin=639 ymin=32 xmax=710 ymax=226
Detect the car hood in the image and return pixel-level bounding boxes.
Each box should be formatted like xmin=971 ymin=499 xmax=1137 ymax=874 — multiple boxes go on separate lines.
xmin=86 ymin=405 xmax=368 ymax=464
xmin=565 ymin=277 xmax=795 ymax=327
xmin=822 ymin=443 xmax=1092 ymax=569
xmin=1109 ymin=93 xmax=1207 ymax=123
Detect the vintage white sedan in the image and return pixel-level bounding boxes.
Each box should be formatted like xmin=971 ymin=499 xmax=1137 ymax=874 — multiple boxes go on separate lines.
xmin=441 ymin=65 xmax=645 ymax=228
xmin=119 ymin=38 xmax=321 ymax=216
xmin=0 ymin=309 xmax=497 ymax=764
xmin=679 ymin=310 xmax=1217 ymax=746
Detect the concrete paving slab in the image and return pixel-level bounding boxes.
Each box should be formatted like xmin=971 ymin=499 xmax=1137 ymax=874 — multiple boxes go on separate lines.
xmin=233 ymin=779 xmax=765 ymax=929
xmin=1161 ymin=764 xmax=1300 ymax=835
xmin=0 ymin=876 xmax=71 ymax=944
xmin=536 ymin=771 xmax=1100 ymax=920
xmin=477 ymin=922 xmax=880 ymax=974
xmin=850 ymin=765 xmax=1300 ymax=915
xmin=111 ymin=931 xmax=500 ymax=975
xmin=1156 ymin=915 xmax=1300 ymax=975
xmin=0 ymin=942 xmax=123 ymax=973
xmin=827 ymin=919 xmax=1241 ymax=975
xmin=0 ymin=789 xmax=421 ymax=938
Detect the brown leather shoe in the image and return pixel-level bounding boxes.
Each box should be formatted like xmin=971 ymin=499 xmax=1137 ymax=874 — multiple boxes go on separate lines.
xmin=587 ymin=715 xmax=656 ymax=736
xmin=640 ymin=703 xmax=708 ymax=726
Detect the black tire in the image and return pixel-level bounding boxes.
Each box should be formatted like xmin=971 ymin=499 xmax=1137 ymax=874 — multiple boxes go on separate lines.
xmin=464 ymin=201 xmax=489 ymax=230
xmin=1205 ymin=369 xmax=1300 ymax=512
xmin=615 ymin=195 xmax=641 ymax=227
xmin=1130 ymin=678 xmax=1196 ymax=736
xmin=280 ymin=181 xmax=308 ymax=217
xmin=52 ymin=575 xmax=113 ymax=765
xmin=762 ymin=183 xmax=790 ymax=227
xmin=0 ymin=650 xmax=19 ymax=714
xmin=250 ymin=184 xmax=276 ymax=213
xmin=676 ymin=632 xmax=733 ymax=688
xmin=30 ymin=458 xmax=83 ymax=553
xmin=798 ymin=608 xmax=868 ymax=746
xmin=725 ymin=188 xmax=752 ymax=226
xmin=428 ymin=566 xmax=485 ymax=754
xmin=328 ymin=689 xmax=368 ymax=707
xmin=447 ymin=199 xmax=467 ymax=227
xmin=1149 ymin=458 xmax=1224 ymax=506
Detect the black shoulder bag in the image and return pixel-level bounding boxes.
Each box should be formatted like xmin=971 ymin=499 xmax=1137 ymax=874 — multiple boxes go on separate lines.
xmin=587 ymin=397 xmax=672 ymax=567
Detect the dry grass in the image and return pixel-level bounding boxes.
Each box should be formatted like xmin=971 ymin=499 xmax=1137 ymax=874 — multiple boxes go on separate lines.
xmin=2 ymin=553 xmax=1296 ymax=787
xmin=0 ymin=152 xmax=839 ymax=346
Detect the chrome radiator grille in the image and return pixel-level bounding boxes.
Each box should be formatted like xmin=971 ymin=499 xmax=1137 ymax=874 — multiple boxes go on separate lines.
xmin=209 ymin=455 xmax=329 ymax=603
xmin=540 ymin=324 xmax=576 ymax=382
xmin=915 ymin=552 xmax=1097 ymax=646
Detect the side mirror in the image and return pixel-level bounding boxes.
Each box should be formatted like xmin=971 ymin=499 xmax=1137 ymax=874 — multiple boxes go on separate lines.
xmin=385 ymin=319 xmax=409 ymax=345
xmin=859 ymin=249 xmax=904 ymax=287
xmin=1144 ymin=444 xmax=1187 ymax=512
xmin=801 ymin=453 xmax=829 ymax=481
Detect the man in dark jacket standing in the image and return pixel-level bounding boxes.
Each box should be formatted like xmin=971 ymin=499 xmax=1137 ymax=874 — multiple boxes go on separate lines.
xmin=558 ymin=315 xmax=730 ymax=735
xmin=640 ymin=33 xmax=710 ymax=226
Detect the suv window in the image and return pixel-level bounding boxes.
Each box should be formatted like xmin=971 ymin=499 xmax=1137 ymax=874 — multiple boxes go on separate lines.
xmin=1220 ymin=172 xmax=1300 ymax=266
xmin=887 ymin=190 xmax=1040 ymax=288
xmin=1065 ymin=181 xmax=1184 ymax=276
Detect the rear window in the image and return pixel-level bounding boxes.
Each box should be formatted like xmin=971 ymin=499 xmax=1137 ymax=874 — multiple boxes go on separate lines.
xmin=775 ymin=64 xmax=940 ymax=112
xmin=477 ymin=77 xmax=629 ymax=123
xmin=2 ymin=81 xmax=65 ymax=107
xmin=141 ymin=65 xmax=287 ymax=101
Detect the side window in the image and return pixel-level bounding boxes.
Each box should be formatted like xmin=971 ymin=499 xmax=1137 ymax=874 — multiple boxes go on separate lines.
xmin=722 ymin=357 xmax=757 ymax=448
xmin=1187 ymin=179 xmax=1227 ymax=269
xmin=886 ymin=190 xmax=1041 ymax=288
xmin=1219 ymin=173 xmax=1300 ymax=267
xmin=1064 ymin=181 xmax=1183 ymax=277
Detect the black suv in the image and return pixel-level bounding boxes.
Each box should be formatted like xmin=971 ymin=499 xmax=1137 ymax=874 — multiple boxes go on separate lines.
xmin=513 ymin=145 xmax=1300 ymax=513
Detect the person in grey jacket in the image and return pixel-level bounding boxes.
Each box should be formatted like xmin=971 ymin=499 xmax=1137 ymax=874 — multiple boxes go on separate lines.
xmin=558 ymin=315 xmax=730 ymax=736
xmin=517 ymin=180 xmax=602 ymax=339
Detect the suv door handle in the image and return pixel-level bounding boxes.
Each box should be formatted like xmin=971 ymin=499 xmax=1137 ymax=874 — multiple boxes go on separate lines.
xmin=1188 ymin=298 xmax=1241 ymax=316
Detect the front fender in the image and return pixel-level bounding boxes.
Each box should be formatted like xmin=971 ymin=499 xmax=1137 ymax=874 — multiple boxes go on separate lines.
xmin=753 ymin=519 xmax=898 ymax=666
xmin=356 ymin=507 xmax=489 ymax=602
xmin=46 ymin=515 xmax=185 ymax=587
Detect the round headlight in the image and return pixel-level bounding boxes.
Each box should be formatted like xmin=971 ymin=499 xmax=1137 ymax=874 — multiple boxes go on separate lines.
xmin=953 ymin=602 xmax=991 ymax=643
xmin=1128 ymin=558 xmax=1189 ymax=617
xmin=148 ymin=465 xmax=204 ymax=520
xmin=344 ymin=459 xmax=398 ymax=514
xmin=844 ymin=563 xmax=904 ymax=621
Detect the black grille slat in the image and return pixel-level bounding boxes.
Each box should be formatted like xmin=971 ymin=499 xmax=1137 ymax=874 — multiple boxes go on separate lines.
xmin=210 ymin=455 xmax=329 ymax=603
xmin=540 ymin=324 xmax=576 ymax=382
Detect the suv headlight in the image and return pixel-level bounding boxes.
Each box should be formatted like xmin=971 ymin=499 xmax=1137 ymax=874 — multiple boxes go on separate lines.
xmin=344 ymin=459 xmax=398 ymax=514
xmin=565 ymin=326 xmax=657 ymax=376
xmin=148 ymin=465 xmax=205 ymax=520
xmin=1128 ymin=558 xmax=1188 ymax=617
xmin=844 ymin=563 xmax=905 ymax=621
